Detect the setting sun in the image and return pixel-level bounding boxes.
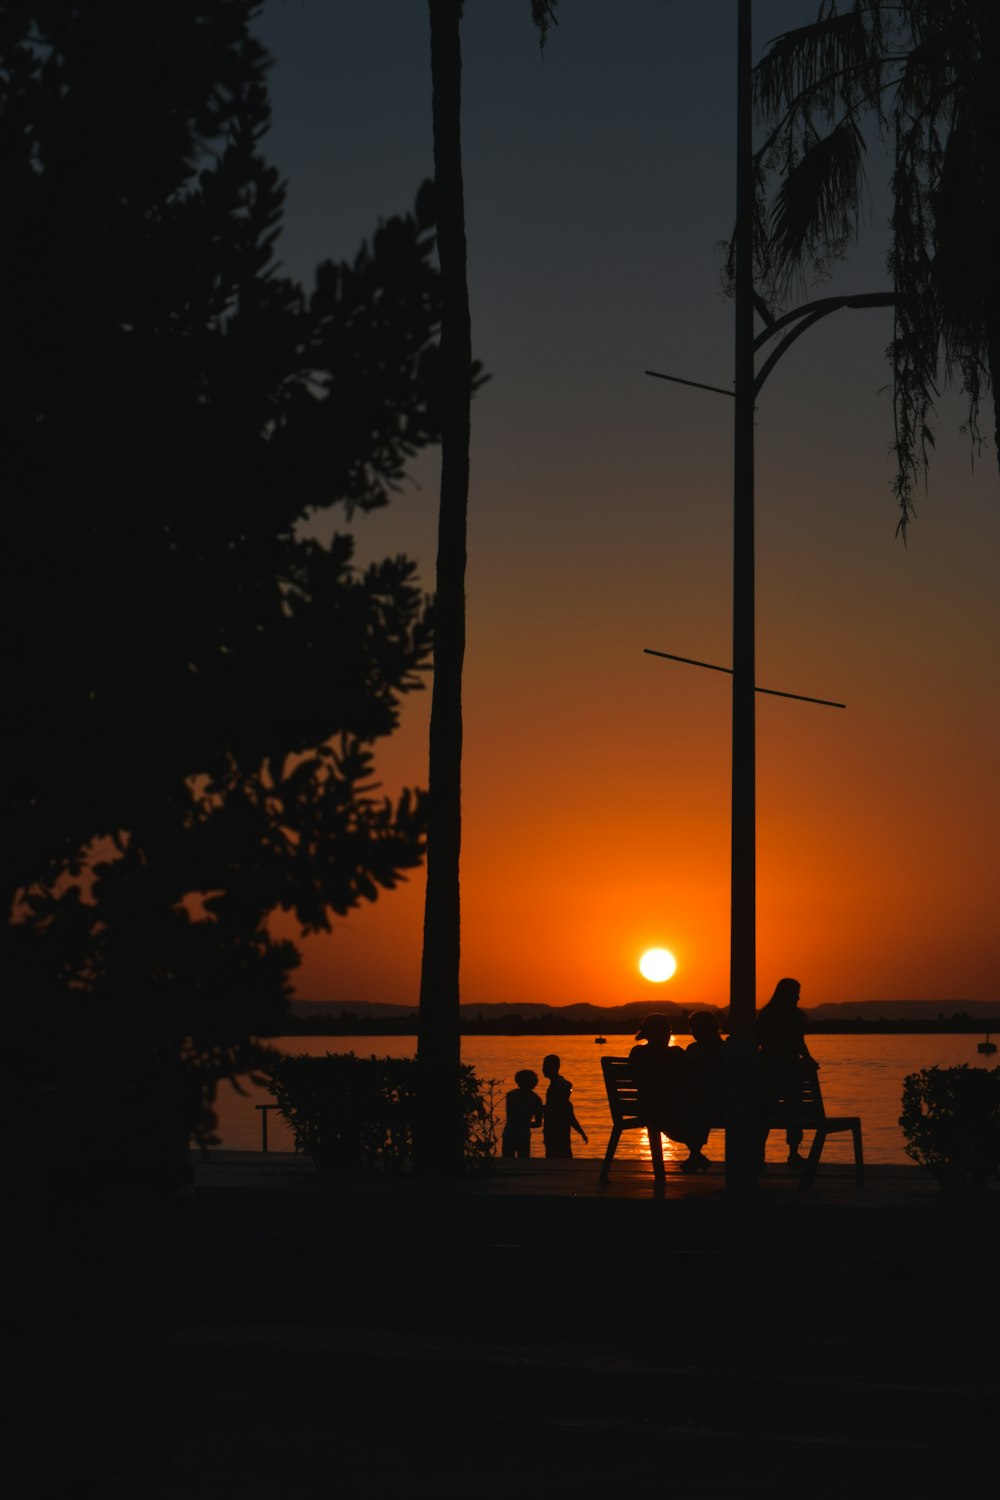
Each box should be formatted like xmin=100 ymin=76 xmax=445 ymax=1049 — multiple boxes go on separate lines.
xmin=639 ymin=947 xmax=677 ymax=983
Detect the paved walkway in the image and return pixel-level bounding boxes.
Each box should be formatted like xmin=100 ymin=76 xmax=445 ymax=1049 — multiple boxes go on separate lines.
xmin=18 ymin=1151 xmax=999 ymax=1499
xmin=196 ymin=1149 xmax=945 ymax=1204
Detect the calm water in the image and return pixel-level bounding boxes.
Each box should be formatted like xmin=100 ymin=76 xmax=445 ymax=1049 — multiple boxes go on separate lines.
xmin=210 ymin=1032 xmax=995 ymax=1165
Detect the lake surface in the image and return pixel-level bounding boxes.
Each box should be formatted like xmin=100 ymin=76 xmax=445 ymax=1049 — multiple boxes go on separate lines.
xmin=210 ymin=1032 xmax=996 ymax=1165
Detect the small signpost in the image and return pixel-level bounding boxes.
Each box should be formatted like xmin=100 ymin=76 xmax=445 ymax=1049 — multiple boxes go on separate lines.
xmin=255 ymin=1102 xmax=280 ymax=1153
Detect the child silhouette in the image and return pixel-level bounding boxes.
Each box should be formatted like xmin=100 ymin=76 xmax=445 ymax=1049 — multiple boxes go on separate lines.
xmin=502 ymin=1069 xmax=544 ymax=1158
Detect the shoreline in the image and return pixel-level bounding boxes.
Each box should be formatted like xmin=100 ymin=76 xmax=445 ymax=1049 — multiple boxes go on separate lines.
xmin=270 ymin=1021 xmax=1000 ymax=1037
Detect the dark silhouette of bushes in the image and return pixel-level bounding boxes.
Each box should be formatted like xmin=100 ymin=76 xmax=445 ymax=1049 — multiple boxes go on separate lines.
xmin=270 ymin=1053 xmax=497 ymax=1172
xmin=900 ymin=1065 xmax=1000 ymax=1194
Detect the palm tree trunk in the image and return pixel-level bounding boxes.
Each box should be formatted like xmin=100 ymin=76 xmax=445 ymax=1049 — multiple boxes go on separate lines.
xmin=417 ymin=0 xmax=472 ymax=1174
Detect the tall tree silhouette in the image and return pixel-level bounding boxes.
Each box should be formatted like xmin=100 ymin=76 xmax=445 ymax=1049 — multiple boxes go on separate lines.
xmin=4 ymin=2 xmax=441 ymax=930
xmin=418 ymin=1 xmax=557 ymax=1172
xmin=417 ymin=0 xmax=470 ymax=1173
xmin=3 ymin=3 xmax=443 ymax=1167
xmin=751 ymin=0 xmax=1000 ymax=528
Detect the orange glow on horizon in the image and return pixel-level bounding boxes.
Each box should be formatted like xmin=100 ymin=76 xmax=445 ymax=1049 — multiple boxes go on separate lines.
xmin=256 ymin=0 xmax=998 ymax=1019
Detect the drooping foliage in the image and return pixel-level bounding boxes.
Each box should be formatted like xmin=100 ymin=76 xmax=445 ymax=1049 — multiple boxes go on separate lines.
xmin=530 ymin=1 xmax=560 ymax=49
xmin=751 ymin=1 xmax=1000 ymax=528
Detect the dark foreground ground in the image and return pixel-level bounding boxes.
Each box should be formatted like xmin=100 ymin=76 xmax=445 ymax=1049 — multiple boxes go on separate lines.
xmin=14 ymin=1155 xmax=999 ymax=1499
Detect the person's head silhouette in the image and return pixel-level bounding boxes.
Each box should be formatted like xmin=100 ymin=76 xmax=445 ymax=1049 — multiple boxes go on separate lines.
xmin=768 ymin=977 xmax=801 ymax=1011
xmin=634 ymin=1013 xmax=673 ymax=1045
xmin=689 ymin=1011 xmax=722 ymax=1044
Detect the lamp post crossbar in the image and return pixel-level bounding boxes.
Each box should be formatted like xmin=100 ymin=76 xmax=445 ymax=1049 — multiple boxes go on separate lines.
xmin=644 ymin=368 xmax=735 ymax=400
xmin=643 ymin=648 xmax=846 ymax=709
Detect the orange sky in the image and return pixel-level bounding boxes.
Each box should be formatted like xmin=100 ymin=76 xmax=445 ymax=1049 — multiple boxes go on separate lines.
xmin=261 ymin=2 xmax=999 ymax=1009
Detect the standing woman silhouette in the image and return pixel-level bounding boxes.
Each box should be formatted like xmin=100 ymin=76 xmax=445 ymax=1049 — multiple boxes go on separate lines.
xmin=756 ymin=977 xmax=819 ymax=1164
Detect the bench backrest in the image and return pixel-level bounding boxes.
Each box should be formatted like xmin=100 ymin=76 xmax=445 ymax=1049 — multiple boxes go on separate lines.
xmin=601 ymin=1056 xmax=642 ymax=1128
xmin=762 ymin=1062 xmax=826 ymax=1124
xmin=602 ymin=1051 xmax=829 ymax=1126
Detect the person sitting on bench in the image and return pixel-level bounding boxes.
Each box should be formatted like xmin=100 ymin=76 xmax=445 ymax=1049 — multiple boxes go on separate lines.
xmin=628 ymin=1013 xmax=711 ymax=1173
xmin=686 ymin=1010 xmax=727 ymax=1122
xmin=757 ymin=977 xmax=820 ymax=1166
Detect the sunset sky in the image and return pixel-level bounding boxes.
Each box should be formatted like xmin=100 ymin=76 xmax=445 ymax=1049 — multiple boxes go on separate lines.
xmin=258 ymin=0 xmax=998 ymax=1009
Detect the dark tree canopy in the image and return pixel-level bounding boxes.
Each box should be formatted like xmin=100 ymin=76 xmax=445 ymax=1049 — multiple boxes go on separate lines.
xmin=750 ymin=0 xmax=1000 ymax=527
xmin=2 ymin=2 xmax=445 ymax=1042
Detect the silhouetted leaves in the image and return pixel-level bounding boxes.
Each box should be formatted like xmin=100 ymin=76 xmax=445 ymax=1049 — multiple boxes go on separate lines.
xmin=750 ymin=1 xmax=1000 ymax=528
xmin=531 ymin=1 xmax=559 ymax=50
xmin=901 ymin=1064 xmax=1000 ymax=1193
xmin=2 ymin=3 xmax=445 ymax=1164
xmin=769 ymin=117 xmax=868 ymax=271
xmin=270 ymin=1051 xmax=495 ymax=1172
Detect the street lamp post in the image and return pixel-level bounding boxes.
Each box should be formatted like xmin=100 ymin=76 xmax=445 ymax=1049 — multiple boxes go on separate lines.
xmin=726 ymin=0 xmax=759 ymax=1195
xmin=646 ymin=0 xmax=893 ymax=1195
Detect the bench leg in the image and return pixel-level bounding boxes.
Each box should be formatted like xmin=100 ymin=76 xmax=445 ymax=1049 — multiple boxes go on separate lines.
xmin=599 ymin=1125 xmax=622 ymax=1183
xmin=852 ymin=1122 xmax=864 ymax=1185
xmin=798 ymin=1127 xmax=825 ymax=1191
xmin=648 ymin=1126 xmax=665 ymax=1180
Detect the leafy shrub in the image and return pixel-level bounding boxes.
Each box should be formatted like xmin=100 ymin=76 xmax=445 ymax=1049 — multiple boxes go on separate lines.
xmin=269 ymin=1052 xmax=498 ymax=1173
xmin=464 ymin=1073 xmax=502 ymax=1169
xmin=900 ymin=1065 xmax=1000 ymax=1194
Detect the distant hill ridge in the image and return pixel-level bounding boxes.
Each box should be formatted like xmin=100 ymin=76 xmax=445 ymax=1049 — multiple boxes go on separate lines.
xmin=290 ymin=998 xmax=998 ymax=1022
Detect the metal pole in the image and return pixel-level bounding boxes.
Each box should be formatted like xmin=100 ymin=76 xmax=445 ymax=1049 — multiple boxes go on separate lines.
xmin=256 ymin=1103 xmax=274 ymax=1153
xmin=726 ymin=0 xmax=759 ymax=1194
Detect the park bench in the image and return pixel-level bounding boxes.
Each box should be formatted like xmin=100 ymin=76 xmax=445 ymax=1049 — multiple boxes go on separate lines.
xmin=599 ymin=1054 xmax=863 ymax=1191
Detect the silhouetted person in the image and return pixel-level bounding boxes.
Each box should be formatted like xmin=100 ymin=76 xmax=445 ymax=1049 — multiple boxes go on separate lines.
xmin=541 ymin=1054 xmax=588 ymax=1158
xmin=502 ymin=1069 xmax=544 ymax=1158
xmin=757 ymin=977 xmax=819 ymax=1165
xmin=686 ymin=1010 xmax=727 ymax=1123
xmin=629 ymin=1014 xmax=711 ymax=1172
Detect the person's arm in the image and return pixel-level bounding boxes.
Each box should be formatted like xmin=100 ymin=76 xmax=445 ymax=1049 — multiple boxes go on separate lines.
xmin=570 ymin=1107 xmax=588 ymax=1143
